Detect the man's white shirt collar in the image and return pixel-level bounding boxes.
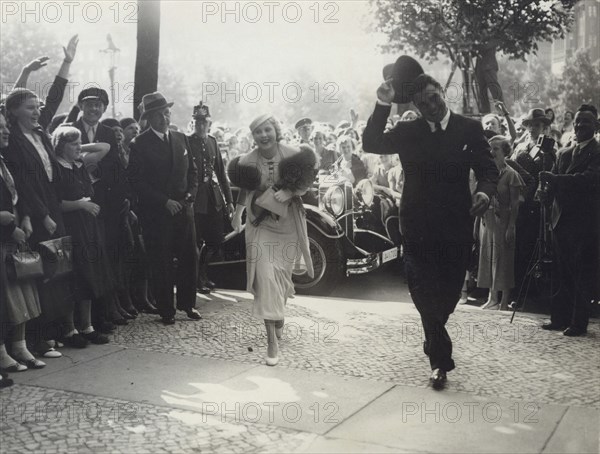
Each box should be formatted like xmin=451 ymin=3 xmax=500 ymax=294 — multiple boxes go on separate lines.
xmin=426 ymin=109 xmax=451 ymax=132
xmin=576 ymin=137 xmax=594 ymax=149
xmin=152 ymin=128 xmax=168 ymax=141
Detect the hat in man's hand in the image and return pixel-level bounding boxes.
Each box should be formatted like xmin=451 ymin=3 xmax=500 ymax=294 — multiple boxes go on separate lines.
xmin=522 ymin=108 xmax=551 ymax=126
xmin=193 ymin=102 xmax=211 ymax=120
xmin=78 ymin=87 xmax=109 ymax=106
xmin=383 ymin=56 xmax=424 ymax=104
xmin=139 ymin=92 xmax=174 ymax=119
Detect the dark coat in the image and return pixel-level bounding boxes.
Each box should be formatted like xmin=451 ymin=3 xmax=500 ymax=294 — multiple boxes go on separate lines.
xmin=128 ymin=129 xmax=198 ymax=220
xmin=188 ymin=133 xmax=232 ymax=214
xmin=3 ymin=77 xmax=68 ymax=245
xmin=0 ymin=157 xmax=28 ymax=242
xmin=362 ymin=105 xmax=498 ymax=244
xmin=73 ymin=119 xmax=129 ymax=223
xmin=550 ymin=139 xmax=600 ymax=234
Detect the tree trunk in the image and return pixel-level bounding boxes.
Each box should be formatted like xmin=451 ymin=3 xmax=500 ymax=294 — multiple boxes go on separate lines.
xmin=462 ymin=67 xmax=472 ymax=114
xmin=133 ymin=0 xmax=161 ymax=120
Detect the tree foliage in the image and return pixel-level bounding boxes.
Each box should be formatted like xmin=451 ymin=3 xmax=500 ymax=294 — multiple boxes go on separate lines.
xmin=547 ymin=49 xmax=600 ymax=111
xmin=0 ymin=22 xmax=59 ymax=93
xmin=370 ymin=0 xmax=577 ymax=63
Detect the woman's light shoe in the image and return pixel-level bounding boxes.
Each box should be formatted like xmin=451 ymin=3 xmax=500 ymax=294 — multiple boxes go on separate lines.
xmin=481 ymin=300 xmax=500 ymax=310
xmin=265 ymin=356 xmax=279 ymax=366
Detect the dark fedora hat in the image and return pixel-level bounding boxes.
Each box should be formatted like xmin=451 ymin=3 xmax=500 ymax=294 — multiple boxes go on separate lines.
xmin=383 ymin=56 xmax=425 ymax=104
xmin=78 ymin=87 xmax=109 ymax=106
xmin=139 ymin=92 xmax=174 ymax=119
xmin=522 ymin=108 xmax=551 ymax=126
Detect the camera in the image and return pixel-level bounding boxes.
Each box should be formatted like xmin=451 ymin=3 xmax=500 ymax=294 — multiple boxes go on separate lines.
xmin=536 ymin=135 xmax=555 ymax=154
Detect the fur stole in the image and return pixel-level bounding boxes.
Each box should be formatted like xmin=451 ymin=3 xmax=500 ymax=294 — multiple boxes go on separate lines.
xmin=227 ymin=155 xmax=262 ymax=191
xmin=227 ymin=145 xmax=317 ymax=191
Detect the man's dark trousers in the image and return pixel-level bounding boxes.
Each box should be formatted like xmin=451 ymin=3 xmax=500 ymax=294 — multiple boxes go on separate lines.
xmin=404 ymin=239 xmax=471 ymax=372
xmin=143 ymin=206 xmax=197 ymax=319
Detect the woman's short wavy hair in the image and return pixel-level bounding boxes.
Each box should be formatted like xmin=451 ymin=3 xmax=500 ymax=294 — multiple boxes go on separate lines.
xmin=336 ymin=135 xmax=356 ymax=153
xmin=251 ymin=116 xmax=282 ymax=143
xmin=52 ymin=125 xmax=81 ymax=156
xmin=489 ymin=135 xmax=512 ymax=158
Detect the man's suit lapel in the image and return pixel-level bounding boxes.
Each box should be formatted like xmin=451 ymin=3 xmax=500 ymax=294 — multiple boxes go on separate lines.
xmin=75 ymin=119 xmax=91 ymax=144
xmin=566 ymin=141 xmax=595 ymax=174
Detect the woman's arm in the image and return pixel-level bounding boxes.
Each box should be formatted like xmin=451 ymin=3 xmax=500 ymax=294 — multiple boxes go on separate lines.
xmin=14 ymin=56 xmax=50 ymax=88
xmin=231 ymin=203 xmax=246 ymax=232
xmin=81 ymin=143 xmax=110 ymax=165
xmin=506 ymin=185 xmax=520 ymax=246
xmin=60 ymin=198 xmax=100 ymax=216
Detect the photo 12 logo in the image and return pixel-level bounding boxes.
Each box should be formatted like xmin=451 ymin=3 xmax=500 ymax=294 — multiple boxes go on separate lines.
xmin=1 ymin=2 xmax=138 ymax=24
xmin=200 ymin=1 xmax=340 ymax=24
xmin=201 ymin=82 xmax=339 ymax=104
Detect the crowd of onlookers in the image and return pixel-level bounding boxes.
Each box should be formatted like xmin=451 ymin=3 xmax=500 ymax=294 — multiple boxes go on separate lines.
xmin=1 ymin=36 xmax=598 ymax=389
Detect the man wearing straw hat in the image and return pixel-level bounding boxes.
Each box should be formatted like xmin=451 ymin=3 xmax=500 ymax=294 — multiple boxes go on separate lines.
xmin=128 ymin=92 xmax=201 ymax=325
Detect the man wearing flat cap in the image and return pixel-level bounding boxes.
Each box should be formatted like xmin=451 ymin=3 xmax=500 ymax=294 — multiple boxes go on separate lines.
xmin=74 ymin=88 xmax=137 ymax=322
xmin=363 ymin=57 xmax=498 ymax=389
xmin=128 ymin=92 xmax=200 ymax=324
xmin=188 ymin=102 xmax=233 ymax=294
xmin=295 ymin=118 xmax=313 ymax=144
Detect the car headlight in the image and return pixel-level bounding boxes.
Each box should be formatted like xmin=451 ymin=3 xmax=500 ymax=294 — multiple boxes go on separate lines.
xmin=324 ymin=185 xmax=345 ymax=216
xmin=355 ymin=179 xmax=374 ymax=206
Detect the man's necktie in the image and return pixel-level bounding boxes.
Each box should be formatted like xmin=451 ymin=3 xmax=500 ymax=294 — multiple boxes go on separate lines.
xmin=572 ymin=144 xmax=581 ymax=161
xmin=163 ymin=133 xmax=169 ymax=147
xmin=435 ymin=122 xmax=442 ymax=134
xmin=87 ymin=126 xmax=95 ymax=144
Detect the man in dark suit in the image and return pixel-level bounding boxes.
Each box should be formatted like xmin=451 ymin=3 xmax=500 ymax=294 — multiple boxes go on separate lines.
xmin=539 ymin=104 xmax=600 ymax=337
xmin=128 ymin=92 xmax=200 ymax=324
xmin=187 ymin=103 xmax=233 ymax=294
xmin=363 ymin=70 xmax=498 ymax=389
xmin=73 ymin=88 xmax=145 ymax=325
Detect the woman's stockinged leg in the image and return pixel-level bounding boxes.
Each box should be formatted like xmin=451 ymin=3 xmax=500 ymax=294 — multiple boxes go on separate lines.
xmin=264 ymin=320 xmax=279 ymax=366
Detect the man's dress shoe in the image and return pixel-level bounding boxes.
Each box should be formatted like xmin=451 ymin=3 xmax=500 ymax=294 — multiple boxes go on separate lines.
xmin=430 ymin=368 xmax=447 ymax=390
xmin=185 ymin=309 xmax=202 ymax=320
xmin=205 ymin=280 xmax=216 ymax=290
xmin=160 ymin=317 xmax=176 ymax=325
xmin=541 ymin=322 xmax=566 ymax=331
xmin=197 ymin=285 xmax=211 ymax=294
xmin=563 ymin=326 xmax=587 ymax=337
xmin=140 ymin=303 xmax=159 ymax=315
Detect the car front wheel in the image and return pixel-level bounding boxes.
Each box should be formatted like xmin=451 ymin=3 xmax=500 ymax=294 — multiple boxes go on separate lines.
xmin=292 ymin=226 xmax=344 ymax=295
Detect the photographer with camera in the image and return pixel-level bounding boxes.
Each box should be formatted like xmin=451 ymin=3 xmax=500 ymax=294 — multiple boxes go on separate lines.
xmin=538 ymin=104 xmax=600 ymax=337
xmin=510 ymin=109 xmax=557 ymax=305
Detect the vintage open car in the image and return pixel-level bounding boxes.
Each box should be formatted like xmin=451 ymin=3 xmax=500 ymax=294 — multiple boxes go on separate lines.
xmin=209 ymin=170 xmax=402 ymax=295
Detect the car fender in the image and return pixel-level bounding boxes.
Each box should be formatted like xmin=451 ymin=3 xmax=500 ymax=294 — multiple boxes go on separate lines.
xmin=304 ymin=205 xmax=344 ymax=240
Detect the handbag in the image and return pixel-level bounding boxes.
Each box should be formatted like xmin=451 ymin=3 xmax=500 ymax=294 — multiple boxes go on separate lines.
xmin=37 ymin=236 xmax=73 ymax=280
xmin=254 ymin=187 xmax=289 ymax=219
xmin=5 ymin=244 xmax=44 ymax=281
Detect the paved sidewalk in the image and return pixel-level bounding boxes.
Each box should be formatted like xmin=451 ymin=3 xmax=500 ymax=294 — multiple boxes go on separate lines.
xmin=1 ymin=290 xmax=598 ymax=453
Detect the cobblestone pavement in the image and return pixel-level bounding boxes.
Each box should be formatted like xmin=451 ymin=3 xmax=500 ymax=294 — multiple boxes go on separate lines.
xmin=1 ymin=384 xmax=313 ymax=453
xmin=1 ymin=291 xmax=598 ymax=454
xmin=106 ymin=291 xmax=600 ymax=408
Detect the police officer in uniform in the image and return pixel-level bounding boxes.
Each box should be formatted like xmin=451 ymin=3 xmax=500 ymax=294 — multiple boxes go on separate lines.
xmin=188 ymin=103 xmax=234 ymax=293
xmin=295 ymin=118 xmax=313 ymax=144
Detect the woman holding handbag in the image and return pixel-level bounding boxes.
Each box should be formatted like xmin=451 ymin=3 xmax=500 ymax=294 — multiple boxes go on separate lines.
xmin=0 ymin=107 xmax=46 ymax=372
xmin=230 ymin=114 xmax=316 ymax=366
xmin=3 ymin=35 xmax=79 ymax=354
